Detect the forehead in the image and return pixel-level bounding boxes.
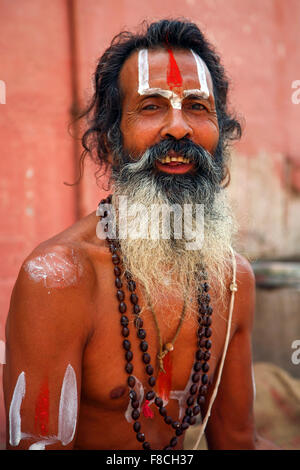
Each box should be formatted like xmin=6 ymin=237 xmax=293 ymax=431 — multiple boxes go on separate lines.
xmin=119 ymin=47 xmax=215 ymax=100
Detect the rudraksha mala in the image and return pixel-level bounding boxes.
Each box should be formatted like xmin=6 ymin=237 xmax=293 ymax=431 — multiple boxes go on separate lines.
xmin=98 ymin=195 xmax=213 ymax=450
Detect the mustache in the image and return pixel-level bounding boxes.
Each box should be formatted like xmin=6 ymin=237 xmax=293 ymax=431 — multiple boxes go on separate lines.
xmin=118 ymin=137 xmax=223 ymax=184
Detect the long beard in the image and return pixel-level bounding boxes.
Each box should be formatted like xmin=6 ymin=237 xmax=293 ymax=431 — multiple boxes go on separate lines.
xmin=109 ymin=138 xmax=237 ymax=308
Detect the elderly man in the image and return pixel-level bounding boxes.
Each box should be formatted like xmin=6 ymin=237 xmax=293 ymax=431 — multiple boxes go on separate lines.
xmin=4 ymin=19 xmax=277 ymax=450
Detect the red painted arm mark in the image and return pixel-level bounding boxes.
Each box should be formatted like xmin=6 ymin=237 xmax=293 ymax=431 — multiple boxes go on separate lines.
xmin=35 ymin=379 xmax=49 ymax=436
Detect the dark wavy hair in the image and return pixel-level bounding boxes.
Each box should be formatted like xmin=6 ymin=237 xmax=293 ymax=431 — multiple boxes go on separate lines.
xmin=78 ymin=19 xmax=242 ymax=186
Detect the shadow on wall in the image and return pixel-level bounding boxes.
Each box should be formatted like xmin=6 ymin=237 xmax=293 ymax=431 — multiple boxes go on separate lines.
xmin=252 ymin=260 xmax=300 ymax=378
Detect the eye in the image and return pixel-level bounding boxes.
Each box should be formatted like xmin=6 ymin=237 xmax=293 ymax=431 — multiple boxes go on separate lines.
xmin=189 ymin=102 xmax=208 ymax=111
xmin=142 ymin=104 xmax=159 ymax=111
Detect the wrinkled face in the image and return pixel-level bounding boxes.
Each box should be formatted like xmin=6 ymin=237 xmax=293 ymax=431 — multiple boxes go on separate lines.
xmin=119 ymin=47 xmax=219 ymax=175
xmin=110 ymin=48 xmax=234 ymax=300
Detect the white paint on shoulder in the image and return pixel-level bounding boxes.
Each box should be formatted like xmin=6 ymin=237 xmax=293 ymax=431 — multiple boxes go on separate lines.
xmin=24 ymin=249 xmax=83 ymax=289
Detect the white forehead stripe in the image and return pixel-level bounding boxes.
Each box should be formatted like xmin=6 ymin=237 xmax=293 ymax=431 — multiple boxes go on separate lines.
xmin=138 ymin=49 xmax=149 ymax=94
xmin=190 ymin=50 xmax=210 ymax=99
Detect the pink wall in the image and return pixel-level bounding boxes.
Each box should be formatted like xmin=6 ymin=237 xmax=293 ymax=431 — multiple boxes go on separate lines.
xmin=0 ymin=0 xmax=77 ymax=443
xmin=74 ymin=0 xmax=300 ymax=213
xmin=1 ymin=0 xmax=300 ymax=445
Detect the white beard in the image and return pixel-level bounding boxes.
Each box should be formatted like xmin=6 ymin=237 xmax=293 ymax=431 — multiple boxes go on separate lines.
xmin=110 ymin=176 xmax=237 ymax=311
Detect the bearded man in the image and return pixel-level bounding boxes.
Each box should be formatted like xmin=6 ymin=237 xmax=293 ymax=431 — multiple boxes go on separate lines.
xmin=4 ymin=19 xmax=278 ymax=450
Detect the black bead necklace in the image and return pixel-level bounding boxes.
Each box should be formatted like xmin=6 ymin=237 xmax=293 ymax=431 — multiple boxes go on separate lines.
xmin=98 ymin=195 xmax=213 ymax=450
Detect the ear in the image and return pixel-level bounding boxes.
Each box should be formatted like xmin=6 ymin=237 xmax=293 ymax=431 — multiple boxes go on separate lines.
xmin=106 ymin=153 xmax=113 ymax=165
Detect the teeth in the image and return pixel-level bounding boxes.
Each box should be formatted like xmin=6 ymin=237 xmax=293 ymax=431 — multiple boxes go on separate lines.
xmin=160 ymin=156 xmax=191 ymax=164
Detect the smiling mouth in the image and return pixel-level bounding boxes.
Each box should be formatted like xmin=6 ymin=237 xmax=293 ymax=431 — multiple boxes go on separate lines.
xmin=155 ymin=154 xmax=194 ymax=174
xmin=160 ymin=155 xmax=191 ymax=164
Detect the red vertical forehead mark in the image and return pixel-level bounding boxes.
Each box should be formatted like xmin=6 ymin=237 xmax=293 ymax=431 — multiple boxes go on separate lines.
xmin=166 ymin=49 xmax=183 ymax=90
xmin=35 ymin=379 xmax=49 ymax=436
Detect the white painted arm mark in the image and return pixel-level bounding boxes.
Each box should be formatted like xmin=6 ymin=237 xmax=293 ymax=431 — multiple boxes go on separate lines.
xmin=9 ymin=364 xmax=78 ymax=450
xmin=9 ymin=372 xmax=26 ymax=446
xmin=58 ymin=364 xmax=78 ymax=445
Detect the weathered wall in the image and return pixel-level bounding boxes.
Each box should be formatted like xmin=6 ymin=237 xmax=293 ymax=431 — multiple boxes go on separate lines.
xmin=0 ymin=0 xmax=77 ymax=444
xmin=1 ymin=0 xmax=300 ymax=446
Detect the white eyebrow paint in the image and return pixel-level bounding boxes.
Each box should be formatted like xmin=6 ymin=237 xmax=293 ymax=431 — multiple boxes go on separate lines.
xmin=24 ymin=250 xmax=82 ymax=289
xmin=9 ymin=371 xmax=26 ymax=446
xmin=137 ymin=48 xmax=210 ymax=110
xmin=169 ymin=94 xmax=182 ymax=110
xmin=58 ymin=364 xmax=78 ymax=445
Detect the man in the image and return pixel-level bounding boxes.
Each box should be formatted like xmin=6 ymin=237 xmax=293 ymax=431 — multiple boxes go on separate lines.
xmin=4 ymin=19 xmax=277 ymax=450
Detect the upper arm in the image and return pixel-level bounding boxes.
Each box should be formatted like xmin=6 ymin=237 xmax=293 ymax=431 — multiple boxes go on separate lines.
xmin=204 ymin=254 xmax=256 ymax=450
xmin=3 ymin=245 xmax=94 ymax=450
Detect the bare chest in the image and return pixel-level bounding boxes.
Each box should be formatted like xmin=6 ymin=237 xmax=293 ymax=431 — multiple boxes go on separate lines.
xmin=80 ymin=267 xmax=233 ymax=420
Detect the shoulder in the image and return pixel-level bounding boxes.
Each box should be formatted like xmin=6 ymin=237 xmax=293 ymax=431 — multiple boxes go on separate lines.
xmin=18 ymin=211 xmax=103 ymax=293
xmin=18 ymin=241 xmax=94 ymax=299
xmin=21 ymin=243 xmax=90 ymax=291
xmin=230 ymin=251 xmax=256 ymax=331
xmin=234 ymin=252 xmax=255 ymax=289
xmin=8 ymin=213 xmax=103 ymax=338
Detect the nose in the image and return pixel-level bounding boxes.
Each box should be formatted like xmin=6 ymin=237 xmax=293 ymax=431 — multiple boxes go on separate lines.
xmin=160 ymin=109 xmax=193 ymax=141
